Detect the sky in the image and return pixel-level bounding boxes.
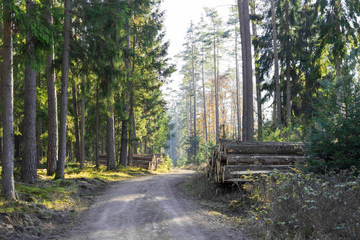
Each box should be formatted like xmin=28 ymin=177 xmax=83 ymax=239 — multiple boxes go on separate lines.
xmin=161 ymin=0 xmax=235 ymax=100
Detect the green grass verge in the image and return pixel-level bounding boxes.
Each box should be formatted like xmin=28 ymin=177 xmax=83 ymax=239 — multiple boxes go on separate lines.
xmin=0 ymin=163 xmax=151 ymax=214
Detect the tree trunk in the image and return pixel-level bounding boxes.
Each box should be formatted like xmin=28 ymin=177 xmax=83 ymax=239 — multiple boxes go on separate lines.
xmin=107 ymin=89 xmax=116 ymax=169
xmin=271 ymin=0 xmax=281 ymax=128
xmin=284 ymin=0 xmax=291 ymax=127
xmin=128 ymin=93 xmax=134 ymax=166
xmin=238 ymin=0 xmax=254 ymax=142
xmin=120 ymin=15 xmax=130 ymax=168
xmin=1 ymin=0 xmax=15 ymax=199
xmin=336 ymin=57 xmax=342 ymax=108
xmin=251 ymin=0 xmax=262 ymax=140
xmin=72 ymin=83 xmax=80 ymax=164
xmin=213 ymin=27 xmax=219 ymax=144
xmin=235 ymin=21 xmax=241 ymax=141
xmin=191 ymin=31 xmax=197 ymax=155
xmin=95 ymin=87 xmax=99 ymax=167
xmin=201 ymin=44 xmax=208 ymax=143
xmin=56 ymin=0 xmax=71 ymax=180
xmin=23 ymin=0 xmax=37 ymax=183
xmin=36 ymin=116 xmax=43 ymax=167
xmin=46 ymin=0 xmax=58 ymax=175
xmin=80 ymin=74 xmax=85 ymax=169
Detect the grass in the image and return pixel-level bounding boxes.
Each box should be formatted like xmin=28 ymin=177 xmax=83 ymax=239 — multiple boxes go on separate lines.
xmin=0 ymin=162 xmax=152 ymax=214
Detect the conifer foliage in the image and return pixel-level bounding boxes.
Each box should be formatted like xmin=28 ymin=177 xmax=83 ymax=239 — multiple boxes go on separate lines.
xmin=0 ymin=0 xmax=174 ymax=198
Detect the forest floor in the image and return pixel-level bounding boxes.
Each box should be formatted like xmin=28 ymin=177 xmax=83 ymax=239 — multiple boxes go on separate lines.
xmin=0 ymin=164 xmax=153 ymax=240
xmin=48 ymin=169 xmax=247 ymax=240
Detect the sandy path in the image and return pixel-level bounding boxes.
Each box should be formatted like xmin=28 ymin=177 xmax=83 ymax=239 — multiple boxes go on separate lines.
xmin=54 ymin=170 xmax=246 ymax=240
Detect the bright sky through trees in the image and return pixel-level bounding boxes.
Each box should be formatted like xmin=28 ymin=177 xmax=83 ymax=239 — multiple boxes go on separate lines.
xmin=161 ymin=0 xmax=234 ymax=97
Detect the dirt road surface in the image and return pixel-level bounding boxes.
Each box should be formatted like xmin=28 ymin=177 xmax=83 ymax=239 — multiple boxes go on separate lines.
xmin=54 ymin=170 xmax=246 ymax=240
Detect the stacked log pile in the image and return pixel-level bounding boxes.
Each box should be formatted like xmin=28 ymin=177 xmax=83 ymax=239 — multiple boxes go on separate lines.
xmin=131 ymin=154 xmax=164 ymax=170
xmin=97 ymin=154 xmax=163 ymax=170
xmin=207 ymin=140 xmax=306 ymax=184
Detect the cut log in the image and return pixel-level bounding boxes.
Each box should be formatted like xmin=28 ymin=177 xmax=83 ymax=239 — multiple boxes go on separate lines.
xmin=225 ymin=155 xmax=306 ymax=165
xmin=132 ymin=160 xmax=153 ymax=165
xmin=222 ymin=142 xmax=305 ymax=155
xmin=222 ymin=170 xmax=276 ymax=183
xmin=224 ymin=164 xmax=297 ymax=172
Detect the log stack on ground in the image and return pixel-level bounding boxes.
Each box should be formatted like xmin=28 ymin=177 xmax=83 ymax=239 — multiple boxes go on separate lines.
xmin=97 ymin=153 xmax=163 ymax=170
xmin=98 ymin=154 xmax=107 ymax=165
xmin=131 ymin=154 xmax=164 ymax=170
xmin=207 ymin=140 xmax=306 ymax=184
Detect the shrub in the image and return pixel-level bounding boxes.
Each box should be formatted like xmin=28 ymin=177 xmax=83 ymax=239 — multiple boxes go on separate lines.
xmin=247 ymin=169 xmax=360 ymax=239
xmin=308 ymin=80 xmax=360 ymax=171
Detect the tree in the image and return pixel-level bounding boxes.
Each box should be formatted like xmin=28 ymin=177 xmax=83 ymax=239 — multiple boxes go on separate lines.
xmin=238 ymin=0 xmax=254 ymax=141
xmin=45 ymin=0 xmax=58 ymax=176
xmin=270 ymin=0 xmax=281 ymax=129
xmin=2 ymin=0 xmax=15 ymax=199
xmin=56 ymin=0 xmax=71 ymax=179
xmin=22 ymin=0 xmax=38 ymax=183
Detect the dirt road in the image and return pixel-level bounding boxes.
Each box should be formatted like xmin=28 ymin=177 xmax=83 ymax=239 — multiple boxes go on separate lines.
xmin=55 ymin=170 xmax=246 ymax=240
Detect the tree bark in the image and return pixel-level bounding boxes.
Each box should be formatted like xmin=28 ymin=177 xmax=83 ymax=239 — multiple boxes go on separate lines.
xmin=235 ymin=21 xmax=241 ymax=141
xmin=23 ymin=0 xmax=37 ymax=183
xmin=1 ymin=0 xmax=15 ymax=199
xmin=238 ymin=0 xmax=254 ymax=142
xmin=120 ymin=14 xmax=131 ymax=168
xmin=191 ymin=30 xmax=197 ymax=155
xmin=201 ymin=43 xmax=208 ymax=143
xmin=213 ymin=24 xmax=219 ymax=144
xmin=95 ymin=87 xmax=99 ymax=167
xmin=251 ymin=0 xmax=262 ymax=140
xmin=284 ymin=0 xmax=291 ymax=127
xmin=72 ymin=83 xmax=80 ymax=164
xmin=107 ymin=89 xmax=116 ymax=170
xmin=56 ymin=0 xmax=71 ymax=179
xmin=271 ymin=0 xmax=281 ymax=128
xmin=45 ymin=0 xmax=58 ymax=176
xmin=80 ymin=74 xmax=85 ymax=169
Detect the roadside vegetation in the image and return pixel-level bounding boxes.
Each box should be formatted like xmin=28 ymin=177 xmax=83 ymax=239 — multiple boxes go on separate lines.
xmin=0 ymin=163 xmax=153 ymax=239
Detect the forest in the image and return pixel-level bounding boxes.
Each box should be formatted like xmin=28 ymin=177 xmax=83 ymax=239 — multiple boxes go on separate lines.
xmin=0 ymin=0 xmax=360 ymax=239
xmin=0 ymin=0 xmax=174 ymax=200
xmin=168 ymin=0 xmax=360 ymax=170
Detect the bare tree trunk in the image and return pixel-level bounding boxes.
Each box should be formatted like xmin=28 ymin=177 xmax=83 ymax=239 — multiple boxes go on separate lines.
xmin=37 ymin=116 xmax=43 ymax=167
xmin=95 ymin=87 xmax=99 ymax=167
xmin=107 ymin=88 xmax=116 ymax=170
xmin=235 ymin=22 xmax=241 ymax=141
xmin=336 ymin=57 xmax=342 ymax=108
xmin=191 ymin=32 xmax=197 ymax=155
xmin=56 ymin=0 xmax=71 ymax=179
xmin=46 ymin=0 xmax=58 ymax=175
xmin=128 ymin=93 xmax=134 ymax=165
xmin=23 ymin=0 xmax=37 ymax=183
xmin=2 ymin=0 xmax=15 ymax=199
xmin=251 ymin=0 xmax=262 ymax=140
xmin=213 ymin=29 xmax=219 ymax=144
xmin=201 ymin=45 xmax=208 ymax=143
xmin=271 ymin=0 xmax=281 ymax=128
xmin=284 ymin=0 xmax=291 ymax=127
xmin=72 ymin=83 xmax=80 ymax=164
xmin=80 ymin=74 xmax=85 ymax=169
xmin=120 ymin=15 xmax=130 ymax=168
xmin=238 ymin=0 xmax=254 ymax=142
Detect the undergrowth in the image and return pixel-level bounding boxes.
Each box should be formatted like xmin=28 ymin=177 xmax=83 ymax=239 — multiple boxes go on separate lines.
xmin=245 ymin=169 xmax=360 ymax=239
